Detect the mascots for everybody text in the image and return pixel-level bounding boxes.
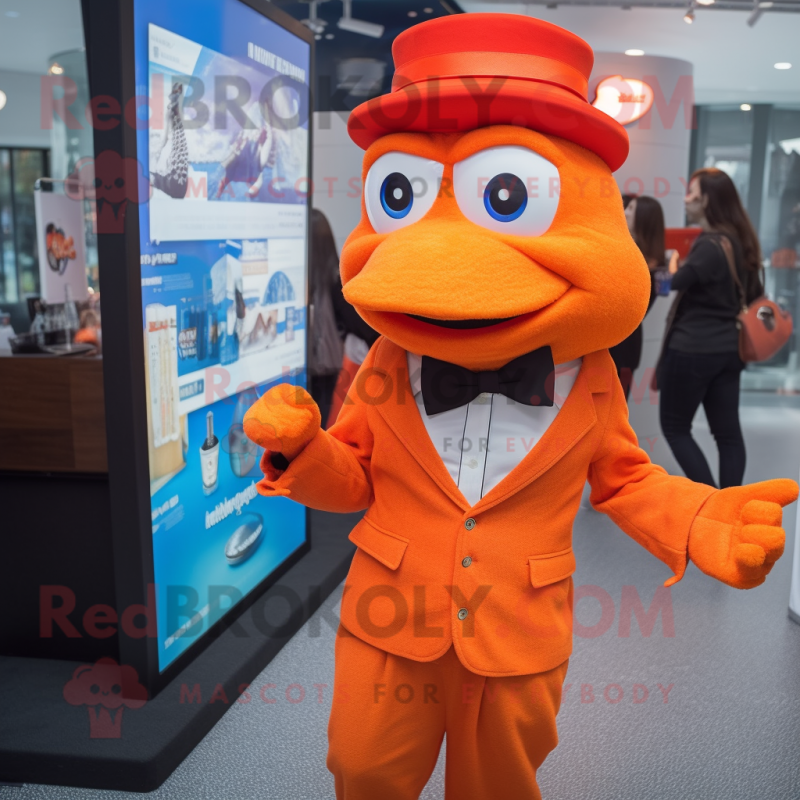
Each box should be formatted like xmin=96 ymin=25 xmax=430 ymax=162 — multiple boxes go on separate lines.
xmin=244 ymin=14 xmax=798 ymax=799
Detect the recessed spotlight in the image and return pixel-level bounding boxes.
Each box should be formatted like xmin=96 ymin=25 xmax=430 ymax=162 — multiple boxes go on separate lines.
xmin=325 ymin=32 xmax=334 ymax=39
xmin=49 ymin=63 xmax=64 ymax=75
xmin=0 ymin=91 xmax=7 ymax=111
xmin=423 ymin=6 xmax=434 ymax=11
xmin=774 ymin=62 xmax=792 ymax=70
xmin=5 ymin=11 xmax=19 ymax=18
xmin=683 ymin=7 xmax=695 ymax=23
xmin=314 ymin=34 xmax=322 ymax=40
xmin=408 ymin=10 xmax=418 ymax=16
xmin=740 ymin=103 xmax=752 ymax=111
xmin=625 ymin=49 xmax=645 ymax=56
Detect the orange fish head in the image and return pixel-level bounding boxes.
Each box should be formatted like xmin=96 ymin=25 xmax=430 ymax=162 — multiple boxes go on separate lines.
xmin=341 ymin=126 xmax=650 ymax=370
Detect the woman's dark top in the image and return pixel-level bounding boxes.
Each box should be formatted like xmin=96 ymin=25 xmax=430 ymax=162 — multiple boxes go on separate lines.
xmin=668 ymin=232 xmax=761 ymax=354
xmin=610 ymin=270 xmax=657 ymax=372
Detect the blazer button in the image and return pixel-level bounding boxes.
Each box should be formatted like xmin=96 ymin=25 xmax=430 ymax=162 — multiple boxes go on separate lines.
xmin=462 ymin=556 xmax=472 ymax=567
xmin=457 ymin=608 xmax=469 ymax=620
xmin=464 ymin=518 xmax=476 ymax=531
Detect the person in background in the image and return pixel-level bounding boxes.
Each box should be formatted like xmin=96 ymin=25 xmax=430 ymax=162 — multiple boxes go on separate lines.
xmin=610 ymin=194 xmax=659 ymax=399
xmin=308 ymin=209 xmax=345 ymax=425
xmin=659 ymin=168 xmax=764 ymax=488
xmin=327 ymin=271 xmax=380 ymax=429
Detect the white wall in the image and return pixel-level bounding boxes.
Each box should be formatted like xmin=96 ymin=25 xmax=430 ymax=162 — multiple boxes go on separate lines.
xmin=592 ymin=54 xmax=693 ymax=228
xmin=589 ymin=55 xmax=694 ymax=465
xmin=0 ymin=69 xmax=51 ymax=148
xmin=311 ymin=110 xmax=364 ymax=257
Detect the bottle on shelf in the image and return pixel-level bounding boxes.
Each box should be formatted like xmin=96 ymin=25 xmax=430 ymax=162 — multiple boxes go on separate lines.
xmin=200 ymin=410 xmax=220 ymax=495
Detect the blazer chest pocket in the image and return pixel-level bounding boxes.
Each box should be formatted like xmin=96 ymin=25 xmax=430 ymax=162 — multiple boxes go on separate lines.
xmin=349 ymin=517 xmax=409 ymax=571
xmin=528 ymin=548 xmax=576 ymax=588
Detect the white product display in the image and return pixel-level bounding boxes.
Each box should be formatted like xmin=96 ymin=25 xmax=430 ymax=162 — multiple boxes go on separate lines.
xmin=790 ymin=463 xmax=800 ymax=625
xmin=34 ymin=189 xmax=89 ymax=303
xmin=146 ymin=303 xmax=181 ymax=448
xmin=0 ymin=314 xmax=15 ymax=354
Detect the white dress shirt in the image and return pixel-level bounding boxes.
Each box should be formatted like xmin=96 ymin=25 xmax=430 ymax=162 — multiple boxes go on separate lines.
xmin=407 ymin=352 xmax=583 ymax=506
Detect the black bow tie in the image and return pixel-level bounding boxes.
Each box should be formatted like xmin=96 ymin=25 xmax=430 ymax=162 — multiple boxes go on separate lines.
xmin=420 ymin=347 xmax=555 ymax=415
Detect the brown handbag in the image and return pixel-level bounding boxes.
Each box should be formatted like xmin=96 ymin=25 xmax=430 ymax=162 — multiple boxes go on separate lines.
xmin=715 ymin=236 xmax=793 ymax=363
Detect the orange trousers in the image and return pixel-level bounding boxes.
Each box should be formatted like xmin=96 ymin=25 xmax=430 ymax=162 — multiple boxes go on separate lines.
xmin=327 ymin=629 xmax=569 ymax=800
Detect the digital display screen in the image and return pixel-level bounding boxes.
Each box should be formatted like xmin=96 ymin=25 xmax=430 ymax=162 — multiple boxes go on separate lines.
xmin=132 ymin=0 xmax=311 ymax=671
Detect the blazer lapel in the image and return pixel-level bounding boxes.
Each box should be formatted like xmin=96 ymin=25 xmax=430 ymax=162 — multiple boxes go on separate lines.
xmin=371 ymin=339 xmax=470 ymax=511
xmin=471 ymin=350 xmax=611 ymax=514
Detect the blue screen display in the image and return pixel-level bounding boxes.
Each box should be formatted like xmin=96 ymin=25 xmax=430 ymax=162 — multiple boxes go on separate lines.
xmin=132 ymin=0 xmax=311 ymax=671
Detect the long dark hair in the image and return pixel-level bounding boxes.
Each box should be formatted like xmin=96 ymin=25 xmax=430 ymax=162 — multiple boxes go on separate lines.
xmin=636 ymin=196 xmax=666 ymax=267
xmin=691 ymin=167 xmax=763 ymax=293
xmin=310 ymin=208 xmax=339 ymax=293
xmin=622 ymin=194 xmax=666 ymax=267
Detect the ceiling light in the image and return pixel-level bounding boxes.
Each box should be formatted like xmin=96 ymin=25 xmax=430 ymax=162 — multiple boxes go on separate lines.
xmin=424 ymin=6 xmax=434 ymax=11
xmin=774 ymin=62 xmax=792 ymax=70
xmin=625 ymin=49 xmax=645 ymax=56
xmin=49 ymin=63 xmax=64 ymax=75
xmin=337 ymin=0 xmax=384 ymax=38
xmin=0 ymin=91 xmax=7 ymax=111
xmin=696 ymin=0 xmax=715 ymax=5
xmin=747 ymin=1 xmax=773 ymax=26
xmin=740 ymin=103 xmax=752 ymax=111
xmin=683 ymin=7 xmax=695 ymax=22
xmin=338 ymin=16 xmax=384 ymax=37
xmin=302 ymin=0 xmax=327 ymax=35
xmin=408 ymin=10 xmax=418 ymax=16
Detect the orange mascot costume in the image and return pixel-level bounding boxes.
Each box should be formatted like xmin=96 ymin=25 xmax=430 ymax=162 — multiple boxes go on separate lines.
xmin=244 ymin=14 xmax=798 ymax=799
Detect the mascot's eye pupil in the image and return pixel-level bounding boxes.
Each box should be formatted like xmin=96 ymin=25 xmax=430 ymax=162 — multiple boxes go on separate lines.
xmin=114 ymin=177 xmax=125 ymax=189
xmin=90 ymin=683 xmax=100 ymax=694
xmin=111 ymin=683 xmax=122 ymax=694
xmin=380 ymin=172 xmax=413 ymax=219
xmin=484 ymin=173 xmax=527 ymax=222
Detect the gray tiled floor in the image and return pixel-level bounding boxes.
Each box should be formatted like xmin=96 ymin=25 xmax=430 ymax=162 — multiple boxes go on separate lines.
xmin=2 ymin=403 xmax=799 ymax=799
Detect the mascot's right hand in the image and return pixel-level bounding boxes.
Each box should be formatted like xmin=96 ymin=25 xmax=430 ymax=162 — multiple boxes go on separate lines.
xmin=243 ymin=384 xmax=321 ymax=469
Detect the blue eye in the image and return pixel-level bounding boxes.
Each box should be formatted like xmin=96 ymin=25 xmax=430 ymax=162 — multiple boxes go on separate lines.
xmin=484 ymin=173 xmax=527 ymax=222
xmin=365 ymin=152 xmax=443 ymax=234
xmin=380 ymin=172 xmax=413 ymax=219
xmin=454 ymin=147 xmax=558 ymax=236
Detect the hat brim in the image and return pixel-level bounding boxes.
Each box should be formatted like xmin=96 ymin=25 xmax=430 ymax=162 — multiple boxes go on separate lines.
xmin=348 ymin=79 xmax=629 ymax=172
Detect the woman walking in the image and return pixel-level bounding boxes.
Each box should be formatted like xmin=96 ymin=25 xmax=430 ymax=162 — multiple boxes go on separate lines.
xmin=659 ymin=168 xmax=764 ymax=488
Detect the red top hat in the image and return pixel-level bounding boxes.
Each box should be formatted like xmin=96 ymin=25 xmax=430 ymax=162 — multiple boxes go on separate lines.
xmin=348 ymin=13 xmax=629 ymax=171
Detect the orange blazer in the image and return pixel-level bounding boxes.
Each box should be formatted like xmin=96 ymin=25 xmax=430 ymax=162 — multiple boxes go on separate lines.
xmin=256 ymin=337 xmax=715 ymax=677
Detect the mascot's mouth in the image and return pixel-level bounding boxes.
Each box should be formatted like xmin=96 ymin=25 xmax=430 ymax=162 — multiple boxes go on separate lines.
xmin=407 ymin=315 xmax=516 ymax=330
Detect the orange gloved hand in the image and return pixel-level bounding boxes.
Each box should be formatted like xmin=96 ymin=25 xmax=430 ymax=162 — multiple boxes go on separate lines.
xmin=242 ymin=384 xmax=321 ymax=466
xmin=687 ymin=479 xmax=799 ymax=589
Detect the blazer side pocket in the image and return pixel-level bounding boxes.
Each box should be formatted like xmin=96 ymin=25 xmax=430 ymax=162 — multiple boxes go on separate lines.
xmin=349 ymin=517 xmax=409 ymax=571
xmin=528 ymin=548 xmax=576 ymax=588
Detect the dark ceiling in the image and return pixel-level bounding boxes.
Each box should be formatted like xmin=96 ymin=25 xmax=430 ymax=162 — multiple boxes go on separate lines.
xmin=271 ymin=0 xmax=464 ymax=111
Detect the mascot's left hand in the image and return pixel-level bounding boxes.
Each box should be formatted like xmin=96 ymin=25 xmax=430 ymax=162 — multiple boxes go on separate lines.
xmin=685 ymin=479 xmax=799 ymax=589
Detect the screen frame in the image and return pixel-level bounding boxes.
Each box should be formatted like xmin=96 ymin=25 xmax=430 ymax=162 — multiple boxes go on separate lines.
xmin=81 ymin=0 xmax=314 ymax=695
